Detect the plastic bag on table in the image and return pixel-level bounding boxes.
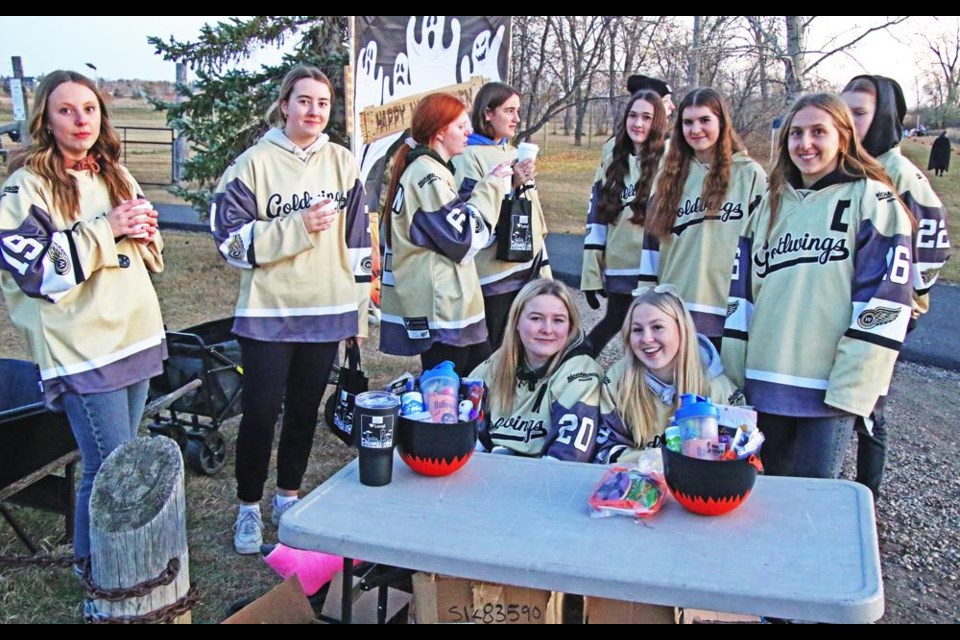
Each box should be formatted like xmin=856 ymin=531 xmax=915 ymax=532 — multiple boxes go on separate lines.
xmin=588 ymin=465 xmax=667 ymax=519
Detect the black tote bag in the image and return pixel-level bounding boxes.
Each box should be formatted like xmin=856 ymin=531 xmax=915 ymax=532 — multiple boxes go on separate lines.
xmin=324 ymin=341 xmax=369 ymax=446
xmin=495 ymin=184 xmax=535 ymax=263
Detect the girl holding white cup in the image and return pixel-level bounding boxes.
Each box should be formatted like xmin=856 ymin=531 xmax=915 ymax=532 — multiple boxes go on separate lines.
xmin=211 ymin=65 xmax=371 ymax=554
xmin=452 ymin=82 xmax=552 ymax=351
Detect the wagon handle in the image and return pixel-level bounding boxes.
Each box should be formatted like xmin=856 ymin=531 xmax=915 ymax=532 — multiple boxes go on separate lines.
xmin=142 ymin=378 xmax=203 ymax=418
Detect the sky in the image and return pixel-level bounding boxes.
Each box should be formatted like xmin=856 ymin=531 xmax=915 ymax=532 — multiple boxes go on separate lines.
xmin=0 ymin=16 xmax=940 ymax=107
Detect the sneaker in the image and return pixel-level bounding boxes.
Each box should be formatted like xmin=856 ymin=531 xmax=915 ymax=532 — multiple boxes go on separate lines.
xmin=234 ymin=509 xmax=264 ymax=555
xmin=271 ymin=497 xmax=300 ymax=528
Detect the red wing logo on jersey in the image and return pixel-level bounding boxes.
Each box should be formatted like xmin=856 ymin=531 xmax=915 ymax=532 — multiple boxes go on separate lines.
xmin=227 ymin=234 xmax=245 ymax=261
xmin=857 ymin=306 xmax=901 ymax=329
xmin=47 ymin=242 xmax=70 ymax=275
xmin=726 ymin=300 xmax=739 ymax=317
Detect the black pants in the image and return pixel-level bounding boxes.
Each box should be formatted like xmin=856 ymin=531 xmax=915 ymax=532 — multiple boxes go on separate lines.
xmin=854 ymin=395 xmax=887 ymax=499
xmin=586 ymin=292 xmax=634 ymax=358
xmin=235 ymin=338 xmax=339 ymax=503
xmin=420 ymin=341 xmax=491 ymax=379
xmin=484 ymin=290 xmax=521 ymax=352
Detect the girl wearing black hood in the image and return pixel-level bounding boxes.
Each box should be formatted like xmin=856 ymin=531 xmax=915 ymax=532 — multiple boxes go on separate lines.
xmin=842 ymin=74 xmax=952 ymax=498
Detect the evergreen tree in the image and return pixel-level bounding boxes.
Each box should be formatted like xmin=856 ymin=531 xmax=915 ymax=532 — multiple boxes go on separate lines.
xmin=149 ymin=16 xmax=349 ymax=214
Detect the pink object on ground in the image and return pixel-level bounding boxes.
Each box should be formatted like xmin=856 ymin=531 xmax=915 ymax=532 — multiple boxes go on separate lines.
xmin=261 ymin=543 xmax=347 ymax=596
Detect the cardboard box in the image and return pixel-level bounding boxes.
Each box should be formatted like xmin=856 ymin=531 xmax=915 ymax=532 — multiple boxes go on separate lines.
xmin=222 ymin=575 xmax=320 ymax=624
xmin=411 ymin=572 xmax=560 ymax=624
xmin=582 ymin=598 xmax=763 ymax=624
xmin=677 ymin=608 xmax=762 ymax=624
xmin=583 ymin=596 xmax=676 ymax=624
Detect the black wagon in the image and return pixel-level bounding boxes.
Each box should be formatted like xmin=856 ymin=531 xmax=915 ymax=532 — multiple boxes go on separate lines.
xmin=146 ymin=318 xmax=243 ymax=476
xmin=0 ymin=358 xmax=79 ymax=552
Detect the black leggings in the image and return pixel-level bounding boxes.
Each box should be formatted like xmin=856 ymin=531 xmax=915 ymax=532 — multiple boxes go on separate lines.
xmin=586 ymin=292 xmax=633 ymax=358
xmin=420 ymin=341 xmax=491 ymax=379
xmin=235 ymin=338 xmax=339 ymax=503
xmin=484 ymin=290 xmax=521 ymax=352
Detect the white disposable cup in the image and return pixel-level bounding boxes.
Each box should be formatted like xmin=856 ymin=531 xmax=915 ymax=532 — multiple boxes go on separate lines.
xmin=516 ymin=142 xmax=539 ymax=163
xmin=128 ymin=202 xmax=152 ymax=238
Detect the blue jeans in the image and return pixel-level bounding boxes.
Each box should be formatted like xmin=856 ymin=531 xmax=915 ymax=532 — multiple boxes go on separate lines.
xmin=757 ymin=413 xmax=855 ymax=479
xmin=62 ymin=381 xmax=150 ymax=561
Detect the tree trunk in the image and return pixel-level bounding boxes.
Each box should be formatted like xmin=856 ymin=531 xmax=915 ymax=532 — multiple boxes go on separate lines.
xmin=785 ymin=16 xmax=806 ymax=105
xmin=89 ymin=437 xmax=191 ymax=623
xmin=688 ymin=16 xmax=701 ymax=88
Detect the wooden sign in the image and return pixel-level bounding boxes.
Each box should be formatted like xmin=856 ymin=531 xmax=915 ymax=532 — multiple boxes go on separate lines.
xmin=358 ymin=76 xmax=487 ymax=144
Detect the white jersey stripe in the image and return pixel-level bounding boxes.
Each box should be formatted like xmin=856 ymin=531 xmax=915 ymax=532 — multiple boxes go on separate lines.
xmin=381 ymin=312 xmax=486 ymax=330
xmin=686 ymin=301 xmax=727 ymax=316
xmin=236 ymin=303 xmax=358 ymax=318
xmin=40 ymin=332 xmax=166 ymax=380
xmin=746 ymin=368 xmax=829 ymax=390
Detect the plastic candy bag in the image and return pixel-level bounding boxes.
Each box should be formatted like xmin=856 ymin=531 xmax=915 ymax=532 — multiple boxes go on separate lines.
xmin=589 ymin=465 xmax=667 ymax=519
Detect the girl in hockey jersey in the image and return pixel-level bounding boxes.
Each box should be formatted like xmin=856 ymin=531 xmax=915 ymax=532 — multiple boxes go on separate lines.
xmin=380 ymin=93 xmax=513 ymax=375
xmin=721 ymin=93 xmax=915 ymax=479
xmin=604 ymin=284 xmax=744 ymax=463
xmin=842 ymin=74 xmax=951 ymax=497
xmin=452 ymin=82 xmax=552 ymax=351
xmin=0 ymin=71 xmax=166 ymax=568
xmin=210 ymin=65 xmax=371 ymax=554
xmin=582 ymin=89 xmax=668 ymax=357
xmin=469 ymin=279 xmax=629 ymax=462
xmin=642 ymin=88 xmax=767 ymax=351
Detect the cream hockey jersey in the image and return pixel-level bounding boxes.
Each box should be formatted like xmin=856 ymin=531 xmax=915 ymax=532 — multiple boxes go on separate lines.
xmin=211 ymin=129 xmax=371 ymax=342
xmin=877 ymin=147 xmax=951 ymax=318
xmin=581 ymin=144 xmax=648 ymax=294
xmin=470 ymin=347 xmax=631 ymax=463
xmin=380 ymin=150 xmax=507 ymax=355
xmin=452 ymin=141 xmax=552 ymax=296
xmin=639 ymin=152 xmax=767 ymax=337
xmin=721 ymin=173 xmax=915 ymax=418
xmin=0 ymin=166 xmax=166 ymax=406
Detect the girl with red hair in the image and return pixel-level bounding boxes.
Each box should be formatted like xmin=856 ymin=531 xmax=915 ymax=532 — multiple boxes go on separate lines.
xmin=380 ymin=93 xmax=512 ymax=375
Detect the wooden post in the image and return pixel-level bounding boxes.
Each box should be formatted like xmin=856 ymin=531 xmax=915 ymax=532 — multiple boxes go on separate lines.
xmin=173 ymin=63 xmax=188 ymax=184
xmin=11 ymin=57 xmax=31 ymax=146
xmin=89 ymin=436 xmax=191 ymax=623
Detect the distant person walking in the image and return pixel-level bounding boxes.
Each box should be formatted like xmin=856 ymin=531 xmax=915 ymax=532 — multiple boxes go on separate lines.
xmin=928 ymin=131 xmax=951 ymax=177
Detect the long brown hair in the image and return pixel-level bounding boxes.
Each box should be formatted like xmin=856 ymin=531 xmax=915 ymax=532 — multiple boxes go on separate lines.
xmin=486 ymin=279 xmax=586 ymax=416
xmin=766 ymin=93 xmax=909 ymax=234
xmin=647 ymin=87 xmax=745 ymax=240
xmin=382 ymin=93 xmax=466 ymax=239
xmin=596 ymin=90 xmax=667 ymax=226
xmin=9 ymin=70 xmax=132 ymax=221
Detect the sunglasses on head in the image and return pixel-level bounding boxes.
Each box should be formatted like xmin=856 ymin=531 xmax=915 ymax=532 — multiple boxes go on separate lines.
xmin=632 ymin=283 xmax=679 ymax=298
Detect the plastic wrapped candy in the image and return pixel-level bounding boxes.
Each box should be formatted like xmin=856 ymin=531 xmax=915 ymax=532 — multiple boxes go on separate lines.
xmin=589 ymin=465 xmax=667 ymax=519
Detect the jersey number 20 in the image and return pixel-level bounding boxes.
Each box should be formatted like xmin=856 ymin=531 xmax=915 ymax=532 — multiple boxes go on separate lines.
xmin=556 ymin=414 xmax=595 ymax=453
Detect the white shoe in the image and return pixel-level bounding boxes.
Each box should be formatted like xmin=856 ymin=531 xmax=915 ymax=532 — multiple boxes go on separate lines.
xmin=271 ymin=497 xmax=300 ymax=528
xmin=234 ymin=508 xmax=263 ymax=555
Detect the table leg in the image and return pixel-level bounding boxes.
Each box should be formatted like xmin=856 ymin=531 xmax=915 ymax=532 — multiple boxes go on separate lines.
xmin=341 ymin=557 xmax=353 ymax=624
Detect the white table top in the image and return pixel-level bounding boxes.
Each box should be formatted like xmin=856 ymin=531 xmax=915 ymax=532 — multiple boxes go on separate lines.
xmin=280 ymin=451 xmax=884 ymax=623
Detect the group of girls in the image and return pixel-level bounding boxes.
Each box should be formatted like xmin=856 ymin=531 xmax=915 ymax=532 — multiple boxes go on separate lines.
xmin=581 ymin=75 xmax=947 ymax=490
xmin=1 ymin=63 xmax=946 ymax=566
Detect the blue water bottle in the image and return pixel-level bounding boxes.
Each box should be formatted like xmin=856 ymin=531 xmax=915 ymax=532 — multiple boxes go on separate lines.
xmin=673 ymin=394 xmax=720 ymax=459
